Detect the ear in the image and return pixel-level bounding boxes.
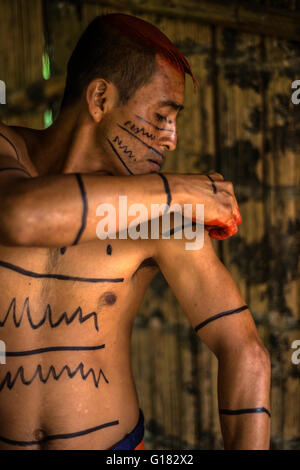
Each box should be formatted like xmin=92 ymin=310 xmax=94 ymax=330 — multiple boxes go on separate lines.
xmin=86 ymin=78 xmax=119 ymax=122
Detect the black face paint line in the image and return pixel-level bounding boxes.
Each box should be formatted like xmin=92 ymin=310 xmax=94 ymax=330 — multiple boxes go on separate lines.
xmin=106 ymin=244 xmax=112 ymax=255
xmin=0 ymin=297 xmax=100 ymax=331
xmin=0 ymin=362 xmax=109 ymax=392
xmin=113 ymin=135 xmax=137 ymax=160
xmin=107 ymin=138 xmax=134 ymax=175
xmin=219 ymin=407 xmax=271 ymax=418
xmin=117 ymin=124 xmax=165 ymax=160
xmin=5 ymin=344 xmax=106 ymax=357
xmin=134 ymin=115 xmax=175 ymax=133
xmin=0 ymin=420 xmax=120 ymax=447
xmin=123 ymin=121 xmax=155 ymax=141
xmin=194 ymin=305 xmax=248 ymax=332
xmin=0 ymin=260 xmax=124 ymax=283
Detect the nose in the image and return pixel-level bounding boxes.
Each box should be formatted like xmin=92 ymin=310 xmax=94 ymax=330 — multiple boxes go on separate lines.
xmin=158 ymin=129 xmax=177 ymax=152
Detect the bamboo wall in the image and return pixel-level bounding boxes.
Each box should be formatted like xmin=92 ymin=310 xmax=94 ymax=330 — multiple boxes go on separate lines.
xmin=0 ymin=0 xmax=299 ymax=450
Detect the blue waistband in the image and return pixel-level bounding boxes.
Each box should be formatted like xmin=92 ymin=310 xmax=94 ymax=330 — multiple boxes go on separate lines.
xmin=112 ymin=409 xmax=144 ymax=450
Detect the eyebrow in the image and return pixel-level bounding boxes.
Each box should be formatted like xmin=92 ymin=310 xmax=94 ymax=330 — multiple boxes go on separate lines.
xmin=158 ymin=100 xmax=184 ymax=112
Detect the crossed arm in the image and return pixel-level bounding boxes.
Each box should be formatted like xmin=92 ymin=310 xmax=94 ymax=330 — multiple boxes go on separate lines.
xmin=153 ymin=227 xmax=271 ymax=450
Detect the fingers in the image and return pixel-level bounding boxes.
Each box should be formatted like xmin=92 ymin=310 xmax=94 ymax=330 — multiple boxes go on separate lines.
xmin=198 ymin=173 xmax=242 ymax=238
xmin=206 ymin=223 xmax=238 ymax=240
xmin=209 ymin=175 xmax=241 ymax=228
xmin=204 ymin=215 xmax=239 ymax=240
xmin=207 ymin=172 xmax=224 ymax=181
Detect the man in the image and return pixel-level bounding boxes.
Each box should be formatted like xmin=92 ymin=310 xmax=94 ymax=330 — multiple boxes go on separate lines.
xmin=0 ymin=13 xmax=270 ymax=450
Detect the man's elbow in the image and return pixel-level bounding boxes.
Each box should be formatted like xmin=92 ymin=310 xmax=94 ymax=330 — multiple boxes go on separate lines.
xmin=242 ymin=341 xmax=271 ymax=376
xmin=219 ymin=339 xmax=271 ymax=376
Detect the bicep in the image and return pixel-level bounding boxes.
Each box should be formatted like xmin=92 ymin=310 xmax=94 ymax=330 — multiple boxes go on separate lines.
xmin=154 ymin=228 xmax=260 ymax=357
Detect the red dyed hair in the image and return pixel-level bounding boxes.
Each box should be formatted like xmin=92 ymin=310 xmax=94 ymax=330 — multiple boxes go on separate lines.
xmin=106 ymin=14 xmax=197 ymax=89
xmin=61 ymin=13 xmax=197 ymax=108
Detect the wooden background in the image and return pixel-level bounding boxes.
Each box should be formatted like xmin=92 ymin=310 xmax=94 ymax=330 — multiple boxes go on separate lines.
xmin=0 ymin=0 xmax=299 ymax=450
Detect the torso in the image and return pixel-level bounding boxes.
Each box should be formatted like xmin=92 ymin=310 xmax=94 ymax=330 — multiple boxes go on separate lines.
xmin=0 ymin=124 xmax=160 ymax=449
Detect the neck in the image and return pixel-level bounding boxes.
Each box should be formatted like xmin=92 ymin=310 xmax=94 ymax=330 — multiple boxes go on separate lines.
xmin=32 ymin=103 xmax=114 ymax=176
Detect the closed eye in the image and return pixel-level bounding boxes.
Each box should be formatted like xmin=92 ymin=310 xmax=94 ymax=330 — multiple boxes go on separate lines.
xmin=155 ymin=113 xmax=167 ymax=122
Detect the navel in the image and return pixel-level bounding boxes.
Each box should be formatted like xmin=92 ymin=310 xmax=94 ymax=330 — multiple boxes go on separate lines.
xmin=33 ymin=428 xmax=47 ymax=441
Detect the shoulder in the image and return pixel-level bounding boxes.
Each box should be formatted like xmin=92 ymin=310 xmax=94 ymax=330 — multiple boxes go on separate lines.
xmin=0 ymin=121 xmax=37 ymax=175
xmin=0 ymin=121 xmax=28 ymax=162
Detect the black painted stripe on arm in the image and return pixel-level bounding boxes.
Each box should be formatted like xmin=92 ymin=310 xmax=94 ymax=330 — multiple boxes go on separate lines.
xmin=219 ymin=407 xmax=271 ymax=418
xmin=157 ymin=173 xmax=172 ymax=216
xmin=157 ymin=173 xmax=172 ymax=207
xmin=206 ymin=174 xmax=217 ymax=194
xmin=60 ymin=173 xmax=89 ymax=254
xmin=194 ymin=305 xmax=248 ymax=332
xmin=72 ymin=173 xmax=88 ymax=246
xmin=0 ymin=131 xmax=20 ymax=161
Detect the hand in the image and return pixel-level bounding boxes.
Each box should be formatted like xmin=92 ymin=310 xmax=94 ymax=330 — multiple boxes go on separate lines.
xmin=177 ymin=172 xmax=242 ymax=240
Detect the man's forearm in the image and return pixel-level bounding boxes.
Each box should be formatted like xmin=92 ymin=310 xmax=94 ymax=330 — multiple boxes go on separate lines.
xmin=217 ymin=345 xmax=271 ymax=450
xmin=1 ymin=172 xmax=182 ymax=247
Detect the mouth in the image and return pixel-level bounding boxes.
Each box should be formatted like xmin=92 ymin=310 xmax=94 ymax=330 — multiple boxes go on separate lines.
xmin=147 ymin=158 xmax=163 ymax=172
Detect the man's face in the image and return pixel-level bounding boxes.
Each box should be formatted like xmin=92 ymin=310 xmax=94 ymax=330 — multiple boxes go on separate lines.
xmin=102 ymin=56 xmax=185 ymax=175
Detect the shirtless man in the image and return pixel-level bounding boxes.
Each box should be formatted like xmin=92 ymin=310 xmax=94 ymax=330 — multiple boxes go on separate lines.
xmin=0 ymin=13 xmax=271 ymax=450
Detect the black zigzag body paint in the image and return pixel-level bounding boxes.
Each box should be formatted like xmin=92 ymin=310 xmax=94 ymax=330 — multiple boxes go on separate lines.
xmin=113 ymin=136 xmax=137 ymax=161
xmin=0 ymin=297 xmax=100 ymax=331
xmin=123 ymin=120 xmax=155 ymax=141
xmin=0 ymin=362 xmax=109 ymax=391
xmin=107 ymin=138 xmax=134 ymax=175
xmin=117 ymin=124 xmax=164 ymax=160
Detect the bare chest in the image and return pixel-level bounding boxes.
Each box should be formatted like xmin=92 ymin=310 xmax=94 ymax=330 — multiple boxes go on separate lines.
xmin=0 ymin=237 xmax=159 ymax=343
